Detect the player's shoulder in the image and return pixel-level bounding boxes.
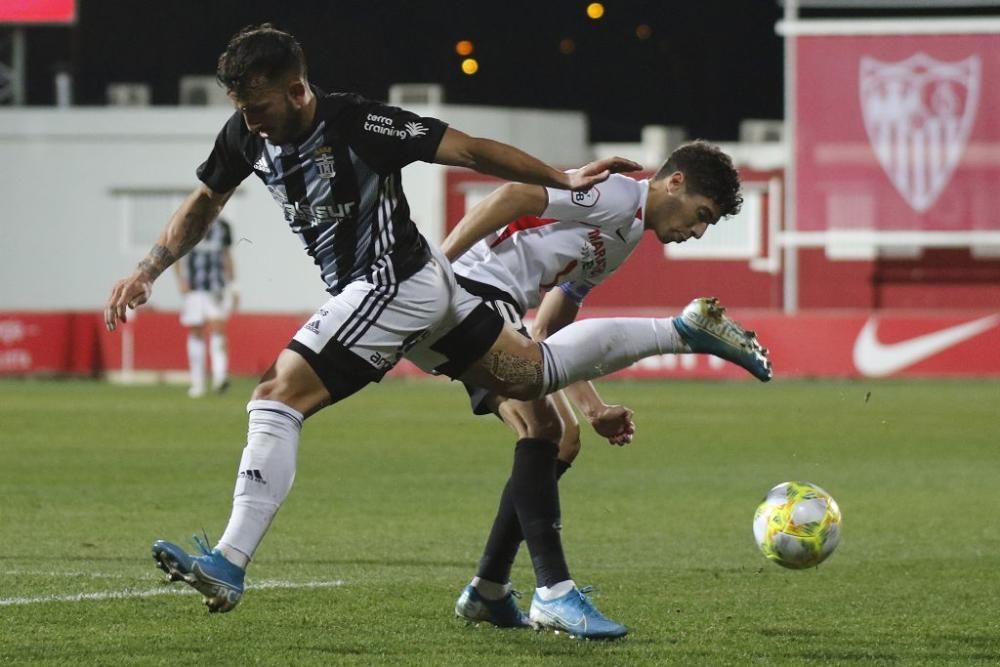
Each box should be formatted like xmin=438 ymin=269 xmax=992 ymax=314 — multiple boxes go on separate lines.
xmin=216 ymin=109 xmax=258 ymax=151
xmin=600 ymin=172 xmax=645 ymax=195
xmin=320 ymin=89 xmax=368 ymax=108
xmin=593 ymin=173 xmax=645 ymax=211
xmin=551 ymin=173 xmax=643 ymax=215
xmin=318 ymin=89 xmax=387 ymax=119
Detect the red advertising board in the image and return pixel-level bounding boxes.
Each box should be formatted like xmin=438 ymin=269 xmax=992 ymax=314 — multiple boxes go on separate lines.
xmin=3 ymin=310 xmax=997 ymax=380
xmin=796 ymin=32 xmax=1000 ymax=232
xmin=0 ymin=313 xmax=96 ymax=374
xmin=0 ymin=0 xmax=75 ymax=23
xmin=566 ymin=308 xmax=1000 ymax=380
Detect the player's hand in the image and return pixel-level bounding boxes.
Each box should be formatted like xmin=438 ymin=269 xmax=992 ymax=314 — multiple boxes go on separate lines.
xmin=104 ymin=271 xmax=153 ymax=331
xmin=566 ymin=156 xmax=643 ymax=191
xmin=588 ymin=404 xmax=635 ymax=447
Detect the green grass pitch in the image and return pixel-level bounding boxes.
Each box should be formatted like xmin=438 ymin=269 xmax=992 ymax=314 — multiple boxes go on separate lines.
xmin=1 ymin=377 xmax=999 ymax=665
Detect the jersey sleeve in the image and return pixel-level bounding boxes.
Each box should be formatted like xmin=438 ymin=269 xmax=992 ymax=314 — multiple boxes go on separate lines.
xmin=540 ymin=174 xmax=639 ymax=229
xmin=547 ymin=175 xmax=642 ymax=305
xmin=558 ymin=281 xmax=594 ymax=305
xmin=196 ymin=113 xmax=253 ymax=193
xmin=342 ymin=97 xmax=448 ymax=174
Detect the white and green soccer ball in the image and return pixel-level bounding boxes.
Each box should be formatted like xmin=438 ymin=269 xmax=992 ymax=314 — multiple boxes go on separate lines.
xmin=753 ymin=481 xmax=842 ymax=569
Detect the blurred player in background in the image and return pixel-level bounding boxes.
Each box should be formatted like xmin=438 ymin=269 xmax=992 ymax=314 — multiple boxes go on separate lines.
xmin=103 ymin=25 xmax=768 ymax=639
xmin=173 ymin=216 xmax=238 ymax=397
xmin=446 ymin=141 xmax=768 ymax=636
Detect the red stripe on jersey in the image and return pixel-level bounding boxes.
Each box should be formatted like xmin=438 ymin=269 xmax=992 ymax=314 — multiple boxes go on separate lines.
xmin=539 ymin=260 xmax=578 ymax=290
xmin=489 ymin=216 xmax=558 ymax=248
xmin=635 ymin=206 xmax=643 ymax=220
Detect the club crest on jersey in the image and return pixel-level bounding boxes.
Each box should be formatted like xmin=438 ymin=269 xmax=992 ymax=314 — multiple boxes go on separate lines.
xmin=859 ymin=52 xmax=980 ymax=212
xmin=314 ymin=146 xmax=336 ymax=179
xmin=570 ymin=187 xmax=600 ymax=208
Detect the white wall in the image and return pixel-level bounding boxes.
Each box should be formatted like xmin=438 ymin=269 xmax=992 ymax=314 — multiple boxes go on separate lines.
xmin=0 ymin=108 xmax=322 ymax=312
xmin=0 ymin=105 xmax=788 ymax=313
xmin=0 ymin=105 xmax=588 ymax=312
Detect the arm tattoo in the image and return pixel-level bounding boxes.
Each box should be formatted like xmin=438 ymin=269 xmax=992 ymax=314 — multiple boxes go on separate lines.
xmin=137 ymin=245 xmax=177 ymax=280
xmin=136 ymin=194 xmax=218 ymax=279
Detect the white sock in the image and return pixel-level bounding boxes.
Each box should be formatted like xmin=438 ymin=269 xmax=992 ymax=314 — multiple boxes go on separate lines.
xmin=217 ymin=400 xmax=304 ymax=568
xmin=210 ymin=333 xmax=228 ymax=388
xmin=536 ymin=579 xmax=576 ymax=601
xmin=187 ymin=333 xmax=206 ymax=393
xmin=471 ymin=576 xmax=511 ymax=600
xmin=538 ymin=318 xmax=689 ymax=396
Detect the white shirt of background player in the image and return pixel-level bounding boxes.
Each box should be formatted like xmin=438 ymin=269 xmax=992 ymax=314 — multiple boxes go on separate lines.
xmin=443 ymin=170 xmax=721 ymax=447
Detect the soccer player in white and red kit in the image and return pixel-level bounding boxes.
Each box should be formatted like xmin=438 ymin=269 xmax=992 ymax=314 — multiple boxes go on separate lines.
xmin=447 ymin=141 xmax=768 ymax=635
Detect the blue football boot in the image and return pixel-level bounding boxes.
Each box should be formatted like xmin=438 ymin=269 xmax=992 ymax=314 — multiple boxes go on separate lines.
xmin=529 ymin=586 xmax=627 ymax=640
xmin=672 ymin=297 xmax=772 ymax=381
xmin=152 ymin=534 xmax=245 ymax=613
xmin=455 ymin=584 xmax=531 ymax=628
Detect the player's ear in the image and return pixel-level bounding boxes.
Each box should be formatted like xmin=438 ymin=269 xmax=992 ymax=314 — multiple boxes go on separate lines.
xmin=666 ymin=170 xmax=685 ymax=193
xmin=287 ymin=78 xmax=307 ymax=107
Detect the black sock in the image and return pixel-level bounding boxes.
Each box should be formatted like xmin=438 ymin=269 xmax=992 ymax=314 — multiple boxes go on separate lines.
xmin=476 ymin=477 xmax=521 ymax=585
xmin=510 ymin=438 xmax=570 ymax=588
xmin=477 ymin=455 xmax=574 ymax=585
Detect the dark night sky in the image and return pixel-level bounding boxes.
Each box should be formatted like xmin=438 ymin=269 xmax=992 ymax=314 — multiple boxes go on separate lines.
xmin=16 ymin=1 xmax=1000 ymax=141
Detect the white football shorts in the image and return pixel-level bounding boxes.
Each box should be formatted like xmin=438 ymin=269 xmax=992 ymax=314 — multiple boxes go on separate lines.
xmin=286 ymin=247 xmax=503 ymax=402
xmin=179 ymin=290 xmax=231 ymax=327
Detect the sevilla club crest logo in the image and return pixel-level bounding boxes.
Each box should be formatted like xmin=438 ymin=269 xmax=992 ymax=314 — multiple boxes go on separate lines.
xmin=859 ymin=52 xmax=980 ymax=212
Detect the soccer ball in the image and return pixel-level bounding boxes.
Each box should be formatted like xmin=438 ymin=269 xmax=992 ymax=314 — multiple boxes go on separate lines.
xmin=753 ymin=481 xmax=842 ymax=569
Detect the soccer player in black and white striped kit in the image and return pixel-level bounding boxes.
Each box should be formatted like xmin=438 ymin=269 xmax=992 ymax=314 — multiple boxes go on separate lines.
xmin=173 ymin=217 xmax=237 ymax=397
xmin=103 ymin=25 xmax=768 ymax=636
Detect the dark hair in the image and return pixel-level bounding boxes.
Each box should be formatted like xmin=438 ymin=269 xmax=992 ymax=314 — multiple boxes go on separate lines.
xmin=216 ymin=24 xmax=307 ymax=97
xmin=653 ymin=140 xmax=743 ymax=218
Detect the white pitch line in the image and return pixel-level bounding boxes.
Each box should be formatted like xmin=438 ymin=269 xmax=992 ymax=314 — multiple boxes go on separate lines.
xmin=0 ymin=579 xmax=345 ymax=607
xmin=0 ymin=570 xmax=133 ymax=579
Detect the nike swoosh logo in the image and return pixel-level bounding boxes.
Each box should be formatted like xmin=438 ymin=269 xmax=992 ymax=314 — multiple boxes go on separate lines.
xmin=853 ymin=315 xmax=1000 ymax=377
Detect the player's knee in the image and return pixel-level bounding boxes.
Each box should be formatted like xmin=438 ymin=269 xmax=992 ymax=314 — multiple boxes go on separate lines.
xmin=527 ymin=416 xmax=562 ymax=442
xmin=251 ymin=353 xmax=329 ymax=415
xmin=524 ymin=409 xmax=563 ymax=443
xmin=251 ymin=376 xmax=286 ymax=402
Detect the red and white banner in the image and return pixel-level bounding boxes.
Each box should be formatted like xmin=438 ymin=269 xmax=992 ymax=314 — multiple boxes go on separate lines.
xmin=0 ymin=313 xmax=97 ymax=375
xmin=2 ymin=310 xmax=998 ymax=379
xmin=567 ymin=309 xmax=1000 ymax=380
xmin=797 ymin=33 xmax=1000 ymax=232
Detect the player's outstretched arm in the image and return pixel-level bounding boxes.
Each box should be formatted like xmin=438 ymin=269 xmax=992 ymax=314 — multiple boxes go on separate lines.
xmin=441 ymin=183 xmax=546 ymax=262
xmin=105 ymin=183 xmax=233 ymax=331
xmin=564 ymin=382 xmax=635 ymax=447
xmin=433 ymin=127 xmax=641 ymax=191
